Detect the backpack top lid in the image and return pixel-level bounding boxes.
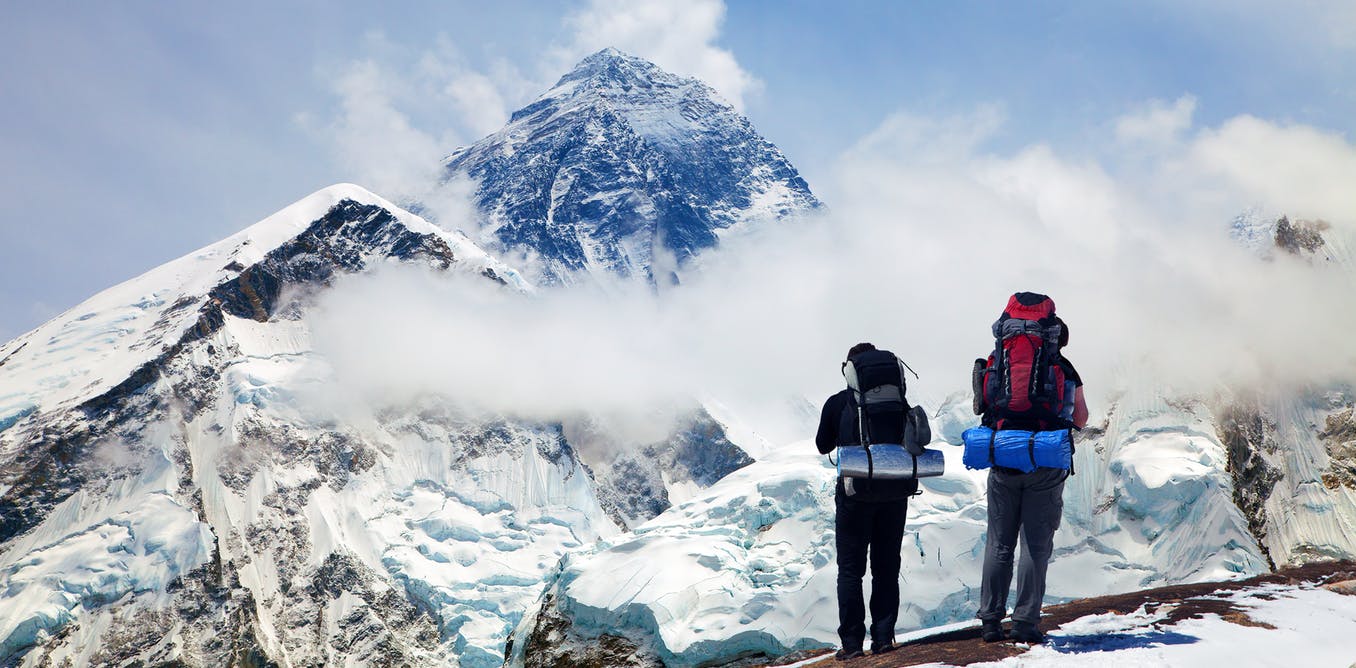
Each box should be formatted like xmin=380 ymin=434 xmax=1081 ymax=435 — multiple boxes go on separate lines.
xmin=1002 ymin=292 xmax=1056 ymax=321
xmin=843 ymin=348 xmax=906 ymax=405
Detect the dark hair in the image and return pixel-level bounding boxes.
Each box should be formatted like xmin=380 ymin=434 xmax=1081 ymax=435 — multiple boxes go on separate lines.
xmin=1057 ymin=317 xmax=1070 ymax=348
xmin=847 ymin=342 xmax=876 ymax=359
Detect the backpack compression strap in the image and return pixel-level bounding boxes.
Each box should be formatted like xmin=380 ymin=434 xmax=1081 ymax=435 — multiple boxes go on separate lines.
xmin=1068 ymin=428 xmax=1077 ymax=476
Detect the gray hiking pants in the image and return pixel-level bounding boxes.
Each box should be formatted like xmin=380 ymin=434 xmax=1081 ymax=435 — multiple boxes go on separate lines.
xmin=978 ymin=466 xmax=1067 ymax=625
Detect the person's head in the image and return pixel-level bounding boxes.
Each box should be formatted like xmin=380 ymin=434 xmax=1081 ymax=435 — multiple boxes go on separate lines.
xmin=846 ymin=342 xmax=876 ymax=360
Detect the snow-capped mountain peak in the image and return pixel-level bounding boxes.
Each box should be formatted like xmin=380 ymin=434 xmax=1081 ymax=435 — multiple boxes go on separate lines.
xmin=443 ymin=48 xmax=821 ymax=284
xmin=0 ymin=183 xmax=524 ymax=425
xmin=0 ymin=176 xmax=755 ymax=665
xmin=520 ymin=47 xmax=702 ymax=118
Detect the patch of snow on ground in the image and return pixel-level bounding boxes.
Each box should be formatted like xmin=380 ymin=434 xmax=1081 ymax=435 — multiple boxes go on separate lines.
xmin=951 ymin=584 xmax=1356 ymax=667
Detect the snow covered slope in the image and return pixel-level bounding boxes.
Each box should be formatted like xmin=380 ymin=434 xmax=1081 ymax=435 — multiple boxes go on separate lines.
xmin=508 ymin=386 xmax=1271 ymax=666
xmin=0 ymin=184 xmax=537 ymax=665
xmin=2 ymin=49 xmax=818 ymax=665
xmin=0 ymin=184 xmax=522 ymax=433
xmin=0 ymin=183 xmax=756 ymax=667
xmin=442 ymin=48 xmax=821 ymax=284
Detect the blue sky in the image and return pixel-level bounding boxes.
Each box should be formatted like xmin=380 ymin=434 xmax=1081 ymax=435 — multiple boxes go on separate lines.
xmin=1 ymin=0 xmax=1353 ymax=341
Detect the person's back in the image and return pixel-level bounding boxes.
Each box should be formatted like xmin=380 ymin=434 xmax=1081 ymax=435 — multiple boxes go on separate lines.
xmin=815 ymin=343 xmax=922 ymax=658
xmin=971 ymin=292 xmax=1087 ymax=644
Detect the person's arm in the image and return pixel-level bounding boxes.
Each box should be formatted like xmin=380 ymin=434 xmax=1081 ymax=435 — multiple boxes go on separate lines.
xmin=815 ymin=394 xmax=840 ymax=454
xmin=1072 ymin=386 xmax=1089 ymax=429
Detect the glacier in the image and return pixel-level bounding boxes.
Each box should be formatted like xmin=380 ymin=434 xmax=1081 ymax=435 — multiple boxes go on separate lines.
xmin=0 ymin=181 xmax=753 ymax=666
xmin=0 ymin=48 xmax=801 ymax=662
xmin=509 ymin=379 xmax=1273 ymax=666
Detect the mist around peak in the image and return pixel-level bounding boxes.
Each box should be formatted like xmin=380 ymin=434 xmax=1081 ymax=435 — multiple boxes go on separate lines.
xmin=307 ymin=99 xmax=1356 ymax=449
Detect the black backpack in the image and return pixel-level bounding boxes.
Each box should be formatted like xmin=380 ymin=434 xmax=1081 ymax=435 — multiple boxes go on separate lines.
xmin=843 ymin=349 xmax=928 ymax=453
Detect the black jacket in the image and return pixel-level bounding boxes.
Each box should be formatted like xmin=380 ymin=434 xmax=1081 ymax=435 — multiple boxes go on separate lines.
xmin=816 ymin=389 xmax=918 ymax=501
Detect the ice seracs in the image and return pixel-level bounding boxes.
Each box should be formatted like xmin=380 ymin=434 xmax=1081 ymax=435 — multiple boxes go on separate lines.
xmin=0 ymin=173 xmax=760 ymax=665
xmin=0 ymin=185 xmax=586 ymax=666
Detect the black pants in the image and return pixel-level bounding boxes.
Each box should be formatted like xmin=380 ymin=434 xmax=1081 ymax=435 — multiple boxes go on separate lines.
xmin=835 ymin=490 xmax=908 ymax=649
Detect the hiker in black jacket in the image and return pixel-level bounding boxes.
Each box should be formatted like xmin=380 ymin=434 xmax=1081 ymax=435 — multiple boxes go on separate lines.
xmin=815 ymin=342 xmax=918 ymax=659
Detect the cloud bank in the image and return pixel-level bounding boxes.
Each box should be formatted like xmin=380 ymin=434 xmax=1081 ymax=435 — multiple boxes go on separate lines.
xmin=306 ymin=98 xmax=1356 ymax=445
xmin=555 ymin=0 xmax=759 ymax=110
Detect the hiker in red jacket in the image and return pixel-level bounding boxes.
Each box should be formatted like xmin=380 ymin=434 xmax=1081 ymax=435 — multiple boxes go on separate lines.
xmin=972 ymin=292 xmax=1088 ymax=644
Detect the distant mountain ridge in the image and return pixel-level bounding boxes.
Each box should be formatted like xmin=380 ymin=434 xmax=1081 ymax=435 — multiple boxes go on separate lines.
xmin=0 ymin=48 xmax=794 ymax=667
xmin=443 ymin=48 xmax=821 ymax=284
xmin=6 ymin=47 xmax=1354 ymax=668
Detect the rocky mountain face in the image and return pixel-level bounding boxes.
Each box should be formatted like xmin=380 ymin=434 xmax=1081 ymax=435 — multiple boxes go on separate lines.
xmin=1217 ymin=212 xmax=1356 ymax=568
xmin=0 ymin=48 xmax=814 ymax=668
xmin=0 ymin=186 xmax=555 ymax=666
xmin=442 ymin=48 xmax=821 ymax=285
xmin=0 ymin=186 xmax=755 ymax=666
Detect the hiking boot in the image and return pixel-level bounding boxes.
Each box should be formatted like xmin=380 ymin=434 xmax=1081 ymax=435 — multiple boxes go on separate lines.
xmin=870 ymin=640 xmax=899 ymax=655
xmin=981 ymin=619 xmax=1006 ymax=643
xmin=1010 ymin=621 xmax=1045 ymax=644
xmin=834 ymin=647 xmax=865 ymax=661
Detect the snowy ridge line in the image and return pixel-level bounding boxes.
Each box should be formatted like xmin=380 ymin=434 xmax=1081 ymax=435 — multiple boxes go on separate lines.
xmin=0 ymin=183 xmax=525 ymax=424
xmin=0 ymin=183 xmax=527 ymax=555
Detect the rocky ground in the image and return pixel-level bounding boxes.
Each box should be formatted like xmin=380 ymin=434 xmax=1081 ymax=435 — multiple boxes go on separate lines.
xmin=778 ymin=560 xmax=1356 ymax=668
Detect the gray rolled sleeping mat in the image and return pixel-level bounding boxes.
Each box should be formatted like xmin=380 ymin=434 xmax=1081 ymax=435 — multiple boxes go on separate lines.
xmin=837 ymin=446 xmax=945 ymax=479
xmin=838 ymin=405 xmax=944 ymax=480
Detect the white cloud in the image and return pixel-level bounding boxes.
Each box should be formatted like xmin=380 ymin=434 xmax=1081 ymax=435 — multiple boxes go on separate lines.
xmin=414 ymin=39 xmax=518 ymax=138
xmin=1186 ymin=116 xmax=1356 ymax=225
xmin=307 ymin=101 xmax=1356 ymax=446
xmin=826 ymin=105 xmax=1356 ymax=409
xmin=322 ymin=58 xmax=448 ymax=198
xmin=844 ymin=106 xmax=1006 ymax=166
xmin=1115 ymin=95 xmax=1197 ymax=148
xmin=556 ymin=0 xmax=760 ymax=110
xmin=306 ymin=35 xmax=535 ymax=229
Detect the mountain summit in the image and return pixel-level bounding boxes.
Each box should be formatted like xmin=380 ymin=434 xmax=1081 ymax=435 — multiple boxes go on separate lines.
xmin=443 ymin=48 xmax=821 ymax=284
xmin=0 ymin=48 xmax=808 ymax=667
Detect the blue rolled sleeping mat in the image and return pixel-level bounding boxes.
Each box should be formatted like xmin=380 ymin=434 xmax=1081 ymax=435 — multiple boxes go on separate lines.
xmin=837 ymin=445 xmax=946 ymax=480
xmin=960 ymin=426 xmax=1072 ymax=472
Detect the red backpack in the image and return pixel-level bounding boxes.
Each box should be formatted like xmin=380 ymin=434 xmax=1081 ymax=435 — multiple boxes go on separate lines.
xmin=972 ymin=292 xmax=1071 ymax=430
